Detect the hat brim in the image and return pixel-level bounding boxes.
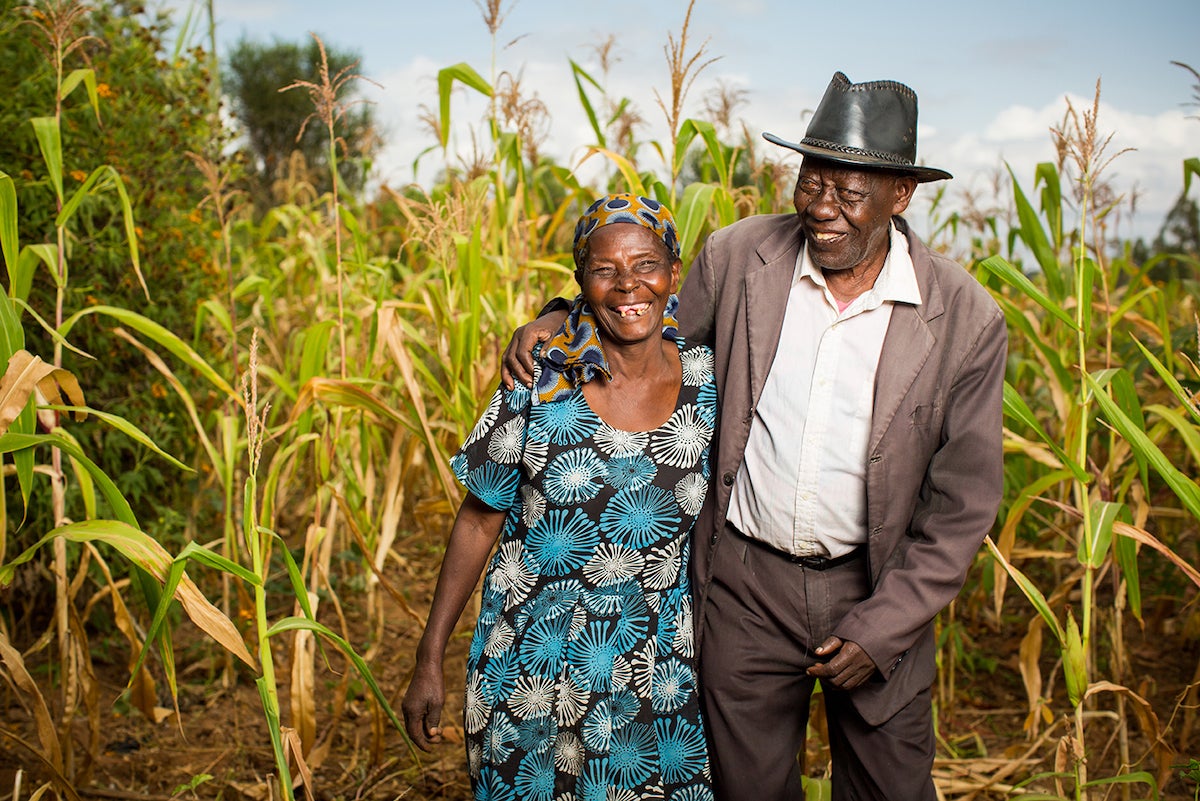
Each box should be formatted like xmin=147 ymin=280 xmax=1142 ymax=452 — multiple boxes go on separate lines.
xmin=762 ymin=131 xmax=952 ymax=183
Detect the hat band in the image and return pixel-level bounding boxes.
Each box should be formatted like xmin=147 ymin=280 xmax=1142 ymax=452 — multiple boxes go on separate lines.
xmin=802 ymin=136 xmax=914 ymax=167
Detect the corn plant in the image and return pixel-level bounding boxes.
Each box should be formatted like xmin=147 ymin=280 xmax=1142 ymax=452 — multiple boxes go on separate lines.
xmin=980 ymin=84 xmax=1199 ymax=798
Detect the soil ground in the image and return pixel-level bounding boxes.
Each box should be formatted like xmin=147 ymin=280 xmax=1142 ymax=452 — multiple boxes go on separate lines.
xmin=2 ymin=535 xmax=1198 ymax=801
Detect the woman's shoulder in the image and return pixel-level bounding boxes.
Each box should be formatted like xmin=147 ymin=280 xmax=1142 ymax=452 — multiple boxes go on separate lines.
xmin=677 ymin=339 xmax=715 ymax=388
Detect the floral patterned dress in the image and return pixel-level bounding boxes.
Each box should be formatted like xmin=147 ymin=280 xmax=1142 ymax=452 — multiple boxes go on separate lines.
xmin=450 ymin=339 xmax=717 ymax=801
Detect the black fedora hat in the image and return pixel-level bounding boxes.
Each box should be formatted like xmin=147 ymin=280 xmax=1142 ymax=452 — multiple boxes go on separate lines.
xmin=763 ymin=71 xmax=952 ymax=183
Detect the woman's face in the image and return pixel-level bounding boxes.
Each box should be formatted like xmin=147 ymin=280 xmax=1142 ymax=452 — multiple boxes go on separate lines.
xmin=578 ymin=223 xmax=680 ymax=348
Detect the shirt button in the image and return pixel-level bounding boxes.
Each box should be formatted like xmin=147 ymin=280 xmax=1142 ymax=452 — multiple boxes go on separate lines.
xmin=722 ymin=472 xmax=735 ymax=486
xmin=710 ymin=532 xmax=719 ymax=545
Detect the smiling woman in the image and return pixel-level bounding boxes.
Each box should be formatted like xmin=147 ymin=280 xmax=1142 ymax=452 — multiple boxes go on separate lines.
xmin=403 ymin=195 xmax=717 ymax=800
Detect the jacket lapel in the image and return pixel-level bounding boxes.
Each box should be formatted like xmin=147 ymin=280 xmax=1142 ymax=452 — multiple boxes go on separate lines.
xmin=868 ymin=224 xmax=943 ymax=453
xmin=745 ymin=220 xmax=802 ymax=406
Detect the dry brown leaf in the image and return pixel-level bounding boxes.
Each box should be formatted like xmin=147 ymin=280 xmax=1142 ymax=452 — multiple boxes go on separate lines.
xmin=0 ymin=631 xmax=63 ymax=770
xmin=0 ymin=350 xmax=87 ymax=437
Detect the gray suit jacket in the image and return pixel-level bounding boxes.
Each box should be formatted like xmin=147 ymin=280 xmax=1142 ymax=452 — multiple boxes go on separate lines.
xmin=679 ymin=213 xmax=1006 ymax=725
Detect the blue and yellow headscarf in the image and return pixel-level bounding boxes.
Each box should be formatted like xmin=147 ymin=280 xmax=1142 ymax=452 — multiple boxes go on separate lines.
xmin=534 ymin=194 xmax=681 ymax=405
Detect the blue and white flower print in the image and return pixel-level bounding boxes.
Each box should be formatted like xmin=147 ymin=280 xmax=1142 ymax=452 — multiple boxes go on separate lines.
xmin=543 ymin=449 xmax=606 ymax=505
xmin=529 ymin=392 xmax=599 ymax=446
xmin=679 ymin=347 xmax=713 ymax=387
xmin=674 ymin=472 xmax=707 ymax=517
xmin=605 ymin=452 xmax=658 ymax=491
xmin=527 ymin=508 xmax=600 ymax=576
xmin=650 ymin=404 xmax=712 ymax=469
xmin=600 ymin=485 xmax=681 ymax=549
xmin=593 ymin=423 xmax=648 ymax=457
xmin=654 ymin=718 xmax=708 ymax=785
xmin=453 ymin=343 xmax=715 ymax=799
xmin=488 ymin=416 xmax=525 ymax=464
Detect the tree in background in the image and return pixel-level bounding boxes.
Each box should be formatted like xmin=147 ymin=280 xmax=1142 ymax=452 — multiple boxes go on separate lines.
xmin=224 ymin=36 xmax=378 ymax=210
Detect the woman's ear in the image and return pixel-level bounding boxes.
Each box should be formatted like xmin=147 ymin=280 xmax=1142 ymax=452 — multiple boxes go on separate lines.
xmin=670 ymin=258 xmax=682 ymax=293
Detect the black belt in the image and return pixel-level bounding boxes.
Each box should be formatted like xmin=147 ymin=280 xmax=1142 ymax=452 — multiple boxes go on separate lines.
xmin=729 ymin=525 xmax=865 ymax=571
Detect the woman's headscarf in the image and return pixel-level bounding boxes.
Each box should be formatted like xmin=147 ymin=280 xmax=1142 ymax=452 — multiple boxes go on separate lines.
xmin=534 ymin=194 xmax=681 ymax=405
xmin=572 ymin=193 xmax=681 ymax=269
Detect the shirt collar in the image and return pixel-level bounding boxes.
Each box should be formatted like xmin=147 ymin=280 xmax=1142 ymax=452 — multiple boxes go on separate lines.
xmin=796 ymin=222 xmax=923 ymax=311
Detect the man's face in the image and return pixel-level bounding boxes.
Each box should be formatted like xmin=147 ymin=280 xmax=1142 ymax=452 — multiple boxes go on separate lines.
xmin=792 ymin=158 xmax=916 ymax=274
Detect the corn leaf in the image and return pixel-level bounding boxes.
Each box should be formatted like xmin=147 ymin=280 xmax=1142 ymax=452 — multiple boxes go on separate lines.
xmin=30 ymin=118 xmax=63 ymax=203
xmin=0 ymin=171 xmax=18 ymax=281
xmin=1002 ymin=382 xmax=1088 ymax=481
xmin=1078 ymin=500 xmax=1126 ymax=568
xmin=60 ymin=68 xmax=100 ymax=122
xmin=569 ymin=60 xmax=605 ymax=148
xmin=1087 ymin=374 xmax=1200 ymax=518
xmin=1007 ymin=164 xmax=1064 ymax=299
xmin=675 ymin=182 xmax=717 ymax=266
xmin=1132 ymin=337 xmax=1200 ymax=423
xmin=436 ymin=62 xmax=492 ymax=149
xmin=985 ymin=535 xmax=1065 ymax=644
xmin=979 ymin=255 xmax=1077 ymax=331
xmin=61 ymin=306 xmax=238 ymax=400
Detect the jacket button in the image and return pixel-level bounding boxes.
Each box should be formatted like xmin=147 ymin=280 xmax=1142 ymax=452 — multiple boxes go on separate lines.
xmin=722 ymin=472 xmax=735 ymax=486
xmin=869 ymin=454 xmax=882 ymax=463
xmin=710 ymin=532 xmax=718 ymax=545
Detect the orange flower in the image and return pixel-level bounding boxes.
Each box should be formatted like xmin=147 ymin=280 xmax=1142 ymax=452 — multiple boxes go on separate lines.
xmin=70 ymin=169 xmax=88 ymax=182
xmin=96 ymin=83 xmax=115 ymax=99
xmin=150 ymin=382 xmax=168 ymax=399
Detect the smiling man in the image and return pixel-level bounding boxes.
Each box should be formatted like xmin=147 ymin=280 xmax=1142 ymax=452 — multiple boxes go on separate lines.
xmin=502 ymin=72 xmax=1007 ymax=801
xmin=680 ymin=73 xmax=1007 ymax=800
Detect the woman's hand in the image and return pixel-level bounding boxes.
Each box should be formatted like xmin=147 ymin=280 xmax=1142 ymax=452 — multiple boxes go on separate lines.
xmin=402 ymin=658 xmax=446 ymax=751
xmin=501 ymin=309 xmax=568 ymax=389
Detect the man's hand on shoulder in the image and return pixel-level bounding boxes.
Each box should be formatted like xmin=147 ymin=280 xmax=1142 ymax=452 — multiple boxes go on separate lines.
xmin=807 ymin=636 xmax=877 ymax=690
xmin=501 ymin=309 xmax=568 ymax=389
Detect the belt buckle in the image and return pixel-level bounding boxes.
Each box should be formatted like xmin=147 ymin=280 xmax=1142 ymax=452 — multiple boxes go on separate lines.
xmin=795 ymin=554 xmax=831 ymax=570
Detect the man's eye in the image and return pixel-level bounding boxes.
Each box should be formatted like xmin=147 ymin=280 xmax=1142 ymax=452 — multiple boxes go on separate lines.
xmin=837 ymin=190 xmax=866 ymax=204
xmin=798 ymin=180 xmax=821 ymax=195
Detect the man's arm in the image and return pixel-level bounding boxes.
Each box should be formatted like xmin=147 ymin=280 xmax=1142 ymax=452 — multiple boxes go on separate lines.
xmin=833 ymin=309 xmax=1008 ymax=678
xmin=676 ymin=232 xmax=719 ymax=347
xmin=500 ymin=300 xmax=568 ymax=389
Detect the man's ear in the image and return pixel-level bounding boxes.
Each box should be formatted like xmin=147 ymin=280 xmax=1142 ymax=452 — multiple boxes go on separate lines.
xmin=891 ymin=175 xmax=919 ymax=216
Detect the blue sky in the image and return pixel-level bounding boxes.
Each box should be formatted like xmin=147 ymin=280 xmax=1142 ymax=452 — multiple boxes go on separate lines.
xmin=200 ymin=0 xmax=1199 ymax=242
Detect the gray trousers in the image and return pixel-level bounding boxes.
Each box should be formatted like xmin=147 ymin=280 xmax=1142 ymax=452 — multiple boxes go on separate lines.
xmin=699 ymin=525 xmax=936 ymax=801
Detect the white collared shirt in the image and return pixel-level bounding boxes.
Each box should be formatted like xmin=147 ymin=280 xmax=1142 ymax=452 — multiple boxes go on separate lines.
xmin=726 ymin=223 xmax=922 ymax=558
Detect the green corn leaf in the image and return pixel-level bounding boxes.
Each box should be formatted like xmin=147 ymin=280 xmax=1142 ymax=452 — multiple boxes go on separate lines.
xmin=1087 ymin=373 xmax=1200 ymax=518
xmin=1082 ymin=770 xmax=1157 ymax=796
xmin=1034 ymin=162 xmax=1064 ymax=251
xmin=0 ymin=431 xmax=136 ymax=527
xmin=1184 ymin=156 xmax=1199 ymax=195
xmin=1092 ymin=367 xmax=1149 ymax=488
xmin=266 ymin=616 xmax=418 ymax=759
xmin=1063 ymin=610 xmax=1087 ymax=708
xmin=436 ymin=63 xmax=492 ymax=149
xmin=30 ymin=118 xmax=63 ymax=203
xmin=1079 ymin=500 xmax=1126 ymax=568
xmin=570 ymin=60 xmax=605 ymax=148
xmin=984 ymin=536 xmax=1065 ymax=644
xmin=60 ymin=305 xmax=238 ymax=400
xmin=1007 ymin=164 xmax=1064 ymax=300
xmin=672 ymin=119 xmax=702 ymax=185
xmin=675 ymin=182 xmax=716 ymax=264
xmin=1132 ymin=337 xmax=1200 ymax=423
xmin=27 ymin=244 xmax=62 ymax=288
xmin=1145 ymin=404 xmax=1200 ymax=466
xmin=1002 ymin=382 xmax=1089 ymax=481
xmin=1113 ymin=518 xmax=1142 ymax=621
xmin=0 ymin=171 xmax=18 ymax=282
xmin=978 ymin=255 xmax=1077 ymax=331
xmin=60 ymin=68 xmax=100 ymax=122
xmin=42 ymin=405 xmax=192 ymax=472
xmin=1076 ymin=254 xmax=1095 ymax=339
